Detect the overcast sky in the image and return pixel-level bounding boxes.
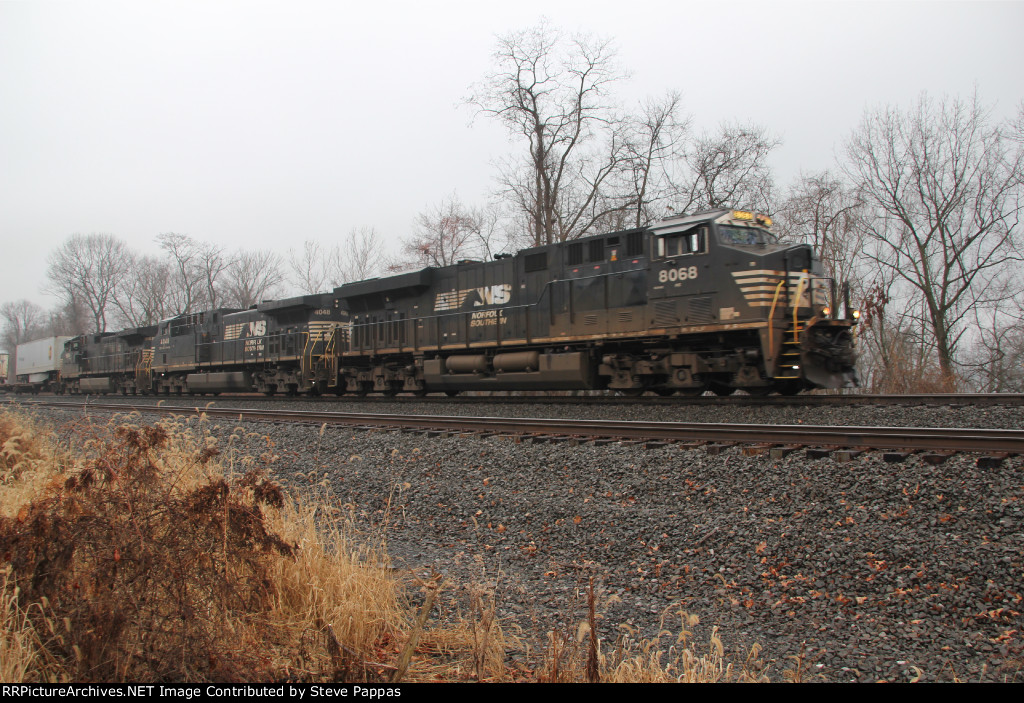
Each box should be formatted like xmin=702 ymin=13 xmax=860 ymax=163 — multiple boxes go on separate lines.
xmin=2 ymin=0 xmax=1022 ymax=312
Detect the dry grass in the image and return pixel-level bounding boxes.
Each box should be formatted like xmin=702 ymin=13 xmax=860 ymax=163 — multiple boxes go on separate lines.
xmin=0 ymin=409 xmax=427 ymax=682
xmin=0 ymin=408 xmax=65 ymax=520
xmin=0 ymin=572 xmax=43 ymax=681
xmin=0 ymin=407 xmax=765 ymax=683
xmin=536 ymin=584 xmax=769 ymax=683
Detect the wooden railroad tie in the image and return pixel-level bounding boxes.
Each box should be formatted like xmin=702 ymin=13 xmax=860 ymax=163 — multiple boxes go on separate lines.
xmin=832 ymin=448 xmax=867 ymax=462
xmin=806 ymin=446 xmax=840 ymax=460
xmin=769 ymin=445 xmax=802 ymax=459
xmin=976 ymin=452 xmax=1010 ymax=469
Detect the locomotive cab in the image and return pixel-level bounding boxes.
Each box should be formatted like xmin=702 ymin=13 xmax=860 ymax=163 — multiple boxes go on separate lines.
xmin=647 ymin=209 xmax=858 ymax=393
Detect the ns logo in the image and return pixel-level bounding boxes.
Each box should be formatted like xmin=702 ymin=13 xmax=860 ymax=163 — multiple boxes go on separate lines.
xmin=475 ymin=284 xmax=511 ymax=306
xmin=247 ymin=320 xmax=267 ymax=337
xmin=434 ymin=283 xmax=512 ymax=311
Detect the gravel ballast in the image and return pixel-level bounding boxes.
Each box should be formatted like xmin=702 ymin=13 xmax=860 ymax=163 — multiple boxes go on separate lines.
xmin=20 ymin=400 xmax=1024 ymax=682
xmin=40 ymin=394 xmax=1024 ymax=429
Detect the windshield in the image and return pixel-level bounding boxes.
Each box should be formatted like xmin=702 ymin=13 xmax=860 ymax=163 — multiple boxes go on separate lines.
xmin=717 ymin=225 xmax=776 ymax=246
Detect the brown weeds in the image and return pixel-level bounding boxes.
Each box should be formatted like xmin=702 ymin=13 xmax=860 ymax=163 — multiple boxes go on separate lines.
xmin=0 ymin=420 xmax=297 ymax=681
xmin=0 ymin=408 xmax=775 ymax=684
xmin=536 ymin=594 xmax=769 ymax=683
xmin=0 ymin=411 xmax=424 ymax=683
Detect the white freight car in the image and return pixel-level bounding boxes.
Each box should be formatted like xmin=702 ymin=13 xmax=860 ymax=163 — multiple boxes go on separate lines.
xmin=13 ymin=336 xmax=73 ymax=390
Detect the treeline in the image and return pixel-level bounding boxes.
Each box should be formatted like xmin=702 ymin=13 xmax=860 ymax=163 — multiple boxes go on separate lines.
xmin=3 ymin=21 xmax=1023 ymax=393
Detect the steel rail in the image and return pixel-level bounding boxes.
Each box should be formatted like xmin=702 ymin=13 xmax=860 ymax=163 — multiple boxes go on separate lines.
xmin=9 ymin=390 xmax=1024 ymax=406
xmin=18 ymin=400 xmax=1024 ymax=454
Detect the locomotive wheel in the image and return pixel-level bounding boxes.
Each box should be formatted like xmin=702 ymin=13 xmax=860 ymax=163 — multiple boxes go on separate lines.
xmin=708 ymin=382 xmax=735 ymax=396
xmin=742 ymin=386 xmax=773 ymax=397
xmin=677 ymin=387 xmax=706 ymax=396
xmin=654 ymin=388 xmax=675 ymax=397
xmin=445 ymin=390 xmax=460 ymax=397
xmin=775 ymin=382 xmax=803 ymax=396
xmin=617 ymin=388 xmax=645 ymax=397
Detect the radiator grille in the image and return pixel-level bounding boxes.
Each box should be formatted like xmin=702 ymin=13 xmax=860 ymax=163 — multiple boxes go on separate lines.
xmin=688 ymin=297 xmax=713 ymax=323
xmin=654 ymin=301 xmax=678 ymax=327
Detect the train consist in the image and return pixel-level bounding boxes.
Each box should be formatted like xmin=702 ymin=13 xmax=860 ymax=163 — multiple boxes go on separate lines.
xmin=11 ymin=208 xmax=859 ymax=397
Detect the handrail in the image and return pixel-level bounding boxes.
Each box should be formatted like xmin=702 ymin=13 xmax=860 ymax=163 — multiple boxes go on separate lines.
xmin=791 ymin=274 xmax=808 ymax=343
xmin=767 ymin=279 xmax=786 ymax=359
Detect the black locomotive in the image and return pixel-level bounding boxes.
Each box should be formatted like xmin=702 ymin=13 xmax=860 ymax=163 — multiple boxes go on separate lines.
xmin=57 ymin=208 xmax=859 ymax=397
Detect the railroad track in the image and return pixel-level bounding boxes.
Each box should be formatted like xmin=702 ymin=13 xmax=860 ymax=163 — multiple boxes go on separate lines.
xmin=6 ymin=389 xmax=1024 ymax=406
xmin=15 ymin=399 xmax=1024 ymax=458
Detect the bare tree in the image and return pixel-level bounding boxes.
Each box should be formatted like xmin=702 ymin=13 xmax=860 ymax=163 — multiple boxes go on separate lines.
xmin=288 ymin=227 xmax=386 ymax=294
xmin=153 ymin=233 xmax=232 ymax=311
xmin=469 ymin=21 xmax=631 ymax=245
xmin=618 ymin=91 xmax=690 ymax=228
xmin=676 ymin=122 xmax=780 ymax=215
xmin=45 ymin=233 xmax=132 ymax=333
xmin=222 ymin=249 xmax=285 ymax=308
xmin=194 ymin=241 xmax=230 ymax=309
xmin=51 ymin=297 xmax=88 ymax=337
xmin=393 ymin=195 xmax=501 ymax=270
xmin=112 ymin=254 xmax=173 ymax=327
xmin=845 ymin=92 xmax=1024 ymax=385
xmin=333 ymin=226 xmax=385 ymax=284
xmin=854 ymin=273 xmax=949 ymax=393
xmin=1 ymin=299 xmax=45 ymax=352
xmin=156 ymin=233 xmax=205 ymax=315
xmin=288 ymin=240 xmax=333 ymax=295
xmin=961 ymin=298 xmax=1024 ymax=392
xmin=778 ymin=170 xmax=866 ymax=302
xmin=1011 ymin=101 xmax=1024 ymax=145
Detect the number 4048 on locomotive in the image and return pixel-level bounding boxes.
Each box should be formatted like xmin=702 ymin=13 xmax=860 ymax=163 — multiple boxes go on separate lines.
xmin=56 ymin=208 xmax=859 ymax=397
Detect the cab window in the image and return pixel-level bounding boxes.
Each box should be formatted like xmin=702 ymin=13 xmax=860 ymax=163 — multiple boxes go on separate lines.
xmin=718 ymin=225 xmax=774 ymax=246
xmin=656 ymin=228 xmax=706 ymax=258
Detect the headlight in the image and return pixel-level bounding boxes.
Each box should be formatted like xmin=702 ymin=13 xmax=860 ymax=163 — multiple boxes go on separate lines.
xmin=852 ymin=309 xmax=861 ymax=319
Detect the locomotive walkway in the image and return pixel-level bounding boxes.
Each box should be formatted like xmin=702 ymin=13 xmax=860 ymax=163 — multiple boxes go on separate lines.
xmin=15 ymin=399 xmax=1024 ymax=458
